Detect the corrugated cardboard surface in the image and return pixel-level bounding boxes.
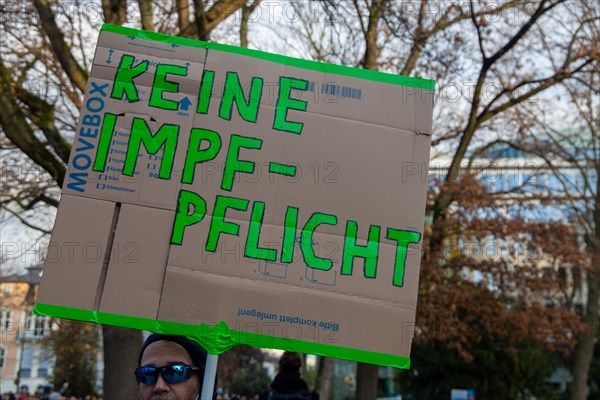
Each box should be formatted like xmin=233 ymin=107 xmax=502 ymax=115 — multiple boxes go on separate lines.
xmin=36 ymin=24 xmax=434 ymax=366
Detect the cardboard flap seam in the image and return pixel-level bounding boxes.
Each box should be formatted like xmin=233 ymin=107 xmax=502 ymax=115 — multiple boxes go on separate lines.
xmin=164 ymin=265 xmax=417 ymax=311
xmin=196 ymin=95 xmax=434 ymax=135
xmin=59 ymin=189 xmax=181 ymax=211
xmin=88 ymin=70 xmax=203 ymax=97
xmin=93 ymin=202 xmax=121 ymax=311
xmin=275 ymin=106 xmax=432 ymax=136
xmin=94 ymin=46 xmax=205 ymax=67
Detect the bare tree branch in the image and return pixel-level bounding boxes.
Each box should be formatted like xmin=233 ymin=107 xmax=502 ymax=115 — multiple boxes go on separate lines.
xmin=0 ymin=58 xmax=65 ymax=186
xmin=469 ymin=0 xmax=487 ymax=59
xmin=481 ymin=59 xmax=594 ymax=123
xmin=0 ymin=205 xmax=51 ymax=234
xmin=12 ymin=83 xmax=71 ymax=164
xmin=32 ymin=0 xmax=88 ymax=92
xmin=240 ymin=0 xmax=261 ymax=48
xmin=443 ymin=0 xmax=567 ymax=189
xmin=193 ymin=0 xmax=246 ymax=41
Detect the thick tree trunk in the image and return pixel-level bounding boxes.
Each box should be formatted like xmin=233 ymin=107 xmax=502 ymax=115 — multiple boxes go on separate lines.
xmin=177 ymin=0 xmax=194 ymax=37
xmin=361 ymin=0 xmax=387 ymax=71
xmin=102 ymin=0 xmax=127 ymax=25
xmin=138 ymin=0 xmax=155 ymax=31
xmin=571 ymin=195 xmax=600 ymax=400
xmin=571 ymin=256 xmax=599 ymax=399
xmin=102 ymin=325 xmax=143 ymax=399
xmin=315 ymin=357 xmax=334 ymax=400
xmin=356 ymin=363 xmax=378 ymax=400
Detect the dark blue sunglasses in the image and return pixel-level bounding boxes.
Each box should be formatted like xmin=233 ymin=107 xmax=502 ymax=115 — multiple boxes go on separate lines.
xmin=135 ymin=364 xmax=200 ymax=385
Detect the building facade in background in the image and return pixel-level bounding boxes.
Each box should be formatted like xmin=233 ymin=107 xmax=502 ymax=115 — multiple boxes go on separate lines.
xmin=0 ymin=265 xmax=53 ymax=394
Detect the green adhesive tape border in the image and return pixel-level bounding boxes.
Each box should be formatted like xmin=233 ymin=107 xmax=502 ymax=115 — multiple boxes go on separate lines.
xmin=34 ymin=303 xmax=410 ymax=369
xmin=100 ymin=23 xmax=435 ymax=91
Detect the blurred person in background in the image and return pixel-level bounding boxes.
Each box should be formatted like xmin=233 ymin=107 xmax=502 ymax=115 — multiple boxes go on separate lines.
xmin=260 ymin=352 xmax=318 ymax=400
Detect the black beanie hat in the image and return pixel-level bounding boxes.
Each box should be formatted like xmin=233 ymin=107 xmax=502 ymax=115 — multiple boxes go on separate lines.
xmin=138 ymin=333 xmax=208 ymax=371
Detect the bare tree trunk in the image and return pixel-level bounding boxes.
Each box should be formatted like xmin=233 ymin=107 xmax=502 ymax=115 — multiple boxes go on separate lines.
xmin=177 ymin=0 xmax=194 ymax=37
xmin=101 ymin=0 xmax=127 ymax=25
xmin=361 ymin=0 xmax=388 ymax=71
xmin=240 ymin=0 xmax=261 ymax=48
xmin=571 ymin=197 xmax=600 ymax=400
xmin=356 ymin=3 xmax=385 ymax=394
xmin=315 ymin=357 xmax=334 ymax=400
xmin=570 ymin=260 xmax=599 ymax=400
xmin=194 ymin=0 xmax=247 ymax=41
xmin=137 ymin=0 xmax=155 ymax=31
xmin=356 ymin=363 xmax=378 ymax=400
xmin=102 ymin=326 xmax=143 ymax=399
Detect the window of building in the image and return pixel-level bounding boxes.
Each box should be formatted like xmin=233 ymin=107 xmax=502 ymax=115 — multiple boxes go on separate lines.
xmin=20 ymin=347 xmax=33 ymax=378
xmin=24 ymin=313 xmax=51 ymax=339
xmin=35 ymin=316 xmax=50 ymax=338
xmin=507 ymin=172 xmax=519 ymax=191
xmin=1 ymin=285 xmax=12 ymax=296
xmin=0 ymin=310 xmax=12 ymax=330
xmin=0 ymin=347 xmax=6 ymax=369
xmin=37 ymin=348 xmax=51 ymax=378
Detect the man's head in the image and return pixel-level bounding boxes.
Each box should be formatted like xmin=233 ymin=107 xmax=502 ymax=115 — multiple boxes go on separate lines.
xmin=137 ymin=334 xmax=207 ymax=400
xmin=279 ymin=351 xmax=302 ymax=374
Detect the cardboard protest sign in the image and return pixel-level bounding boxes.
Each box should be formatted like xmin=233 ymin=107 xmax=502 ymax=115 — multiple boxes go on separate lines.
xmin=34 ymin=24 xmax=435 ymax=368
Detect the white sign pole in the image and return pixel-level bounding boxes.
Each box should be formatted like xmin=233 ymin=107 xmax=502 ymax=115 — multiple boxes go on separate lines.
xmin=200 ymin=354 xmax=219 ymax=400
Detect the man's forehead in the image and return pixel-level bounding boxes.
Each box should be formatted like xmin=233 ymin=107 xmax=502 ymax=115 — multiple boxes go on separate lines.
xmin=141 ymin=340 xmax=193 ymax=366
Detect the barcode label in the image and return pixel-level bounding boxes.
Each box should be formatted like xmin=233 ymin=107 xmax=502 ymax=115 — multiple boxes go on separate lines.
xmin=306 ymin=81 xmax=363 ymax=100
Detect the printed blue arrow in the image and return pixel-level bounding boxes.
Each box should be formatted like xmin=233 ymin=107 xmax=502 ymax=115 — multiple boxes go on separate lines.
xmin=127 ymin=35 xmax=136 ymax=40
xmin=185 ymin=62 xmax=191 ymax=69
xmin=171 ymin=43 xmax=180 ymax=49
xmin=179 ymin=97 xmax=192 ymax=111
xmin=106 ymin=48 xmax=114 ymax=64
